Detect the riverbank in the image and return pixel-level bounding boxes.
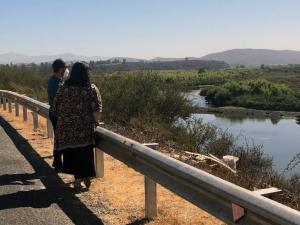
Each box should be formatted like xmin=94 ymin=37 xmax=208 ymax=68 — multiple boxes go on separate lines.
xmin=194 ymin=106 xmax=300 ymax=118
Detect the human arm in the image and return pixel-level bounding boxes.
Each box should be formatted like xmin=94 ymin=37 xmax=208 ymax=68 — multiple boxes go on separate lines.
xmin=91 ymin=84 xmax=102 ymax=126
xmin=48 ymin=76 xmax=63 ymax=112
xmin=51 ymin=87 xmax=62 ymax=117
xmin=93 ymin=111 xmax=101 ymax=126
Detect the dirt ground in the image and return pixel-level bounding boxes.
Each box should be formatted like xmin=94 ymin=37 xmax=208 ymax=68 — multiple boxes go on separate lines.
xmin=0 ymin=104 xmax=225 ymax=225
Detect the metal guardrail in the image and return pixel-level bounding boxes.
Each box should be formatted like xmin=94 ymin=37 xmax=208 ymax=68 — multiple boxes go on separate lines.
xmin=1 ymin=89 xmax=300 ymax=224
xmin=0 ymin=90 xmax=53 ymax=137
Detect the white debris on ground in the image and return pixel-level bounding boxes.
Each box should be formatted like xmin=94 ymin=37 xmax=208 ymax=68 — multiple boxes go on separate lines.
xmin=221 ymin=155 xmax=239 ymax=171
xmin=163 ymin=149 xmax=239 ymax=173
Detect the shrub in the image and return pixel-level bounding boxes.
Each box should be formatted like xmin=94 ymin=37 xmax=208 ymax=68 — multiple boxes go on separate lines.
xmin=92 ymin=71 xmax=195 ymax=128
xmin=171 ymin=118 xmax=273 ymax=177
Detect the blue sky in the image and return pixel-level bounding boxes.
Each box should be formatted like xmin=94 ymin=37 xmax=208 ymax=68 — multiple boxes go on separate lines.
xmin=1 ymin=0 xmax=300 ymax=59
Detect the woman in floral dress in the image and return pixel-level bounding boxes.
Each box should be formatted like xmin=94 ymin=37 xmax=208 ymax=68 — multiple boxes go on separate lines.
xmin=52 ymin=61 xmax=102 ymax=189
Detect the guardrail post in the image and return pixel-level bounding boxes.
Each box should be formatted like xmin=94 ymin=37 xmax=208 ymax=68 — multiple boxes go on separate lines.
xmin=8 ymin=100 xmax=12 ymax=113
xmin=3 ymin=98 xmax=6 ymax=110
xmin=47 ymin=119 xmax=53 ymax=138
xmin=95 ymin=123 xmax=105 ymax=178
xmin=144 ymin=143 xmax=159 ymax=220
xmin=95 ymin=148 xmax=104 ymax=178
xmin=23 ymin=106 xmax=27 ymax=121
xmin=33 ymin=112 xmax=39 ymax=129
xmin=15 ymin=102 xmax=19 ymax=116
xmin=145 ymin=177 xmax=157 ymax=219
xmin=31 ymin=97 xmax=39 ymax=129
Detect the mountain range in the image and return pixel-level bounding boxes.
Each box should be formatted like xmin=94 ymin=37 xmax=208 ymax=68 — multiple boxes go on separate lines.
xmin=0 ymin=53 xmax=110 ymax=65
xmin=200 ymin=49 xmax=300 ymax=66
xmin=1 ymin=49 xmax=300 ymax=66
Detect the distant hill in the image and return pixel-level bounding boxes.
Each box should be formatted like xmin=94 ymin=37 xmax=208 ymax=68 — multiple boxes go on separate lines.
xmin=0 ymin=53 xmax=109 ymax=64
xmin=0 ymin=53 xmax=28 ymax=62
xmin=3 ymin=49 xmax=300 ymax=67
xmin=200 ymin=49 xmax=300 ymax=67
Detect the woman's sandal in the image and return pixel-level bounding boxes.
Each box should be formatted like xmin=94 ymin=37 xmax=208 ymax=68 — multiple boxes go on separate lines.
xmin=73 ymin=182 xmax=83 ymax=189
xmin=82 ymin=178 xmax=91 ymax=188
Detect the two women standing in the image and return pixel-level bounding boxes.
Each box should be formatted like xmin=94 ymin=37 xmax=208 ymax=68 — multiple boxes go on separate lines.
xmin=52 ymin=61 xmax=102 ymax=189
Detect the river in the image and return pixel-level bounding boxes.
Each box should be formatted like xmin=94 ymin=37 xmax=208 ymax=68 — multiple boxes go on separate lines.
xmin=188 ymin=91 xmax=300 ymax=175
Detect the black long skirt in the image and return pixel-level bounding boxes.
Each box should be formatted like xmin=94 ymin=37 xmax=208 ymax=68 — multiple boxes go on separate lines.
xmin=62 ymin=144 xmax=96 ymax=179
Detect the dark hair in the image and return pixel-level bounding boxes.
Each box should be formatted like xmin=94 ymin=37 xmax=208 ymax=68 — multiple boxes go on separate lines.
xmin=53 ymin=68 xmax=60 ymax=73
xmin=52 ymin=58 xmax=69 ymax=73
xmin=65 ymin=61 xmax=91 ymax=87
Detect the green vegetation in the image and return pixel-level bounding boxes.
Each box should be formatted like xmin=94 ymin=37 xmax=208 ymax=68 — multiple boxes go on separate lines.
xmin=91 ymin=71 xmax=195 ymax=128
xmin=196 ymin=65 xmax=300 ymax=111
xmin=0 ymin=63 xmax=52 ymax=101
xmin=1 ymin=63 xmax=300 ymax=210
xmin=89 ymin=59 xmax=230 ymax=73
xmin=203 ymin=79 xmax=300 ymax=111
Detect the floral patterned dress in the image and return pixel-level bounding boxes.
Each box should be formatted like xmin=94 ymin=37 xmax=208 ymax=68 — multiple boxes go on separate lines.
xmin=52 ymin=84 xmax=102 ymax=151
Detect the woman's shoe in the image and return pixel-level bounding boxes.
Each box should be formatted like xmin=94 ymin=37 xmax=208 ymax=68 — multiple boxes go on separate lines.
xmin=74 ymin=178 xmax=83 ymax=189
xmin=73 ymin=182 xmax=83 ymax=189
xmin=82 ymin=178 xmax=91 ymax=188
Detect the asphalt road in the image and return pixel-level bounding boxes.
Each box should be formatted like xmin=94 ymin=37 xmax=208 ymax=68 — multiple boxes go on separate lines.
xmin=0 ymin=115 xmax=104 ymax=225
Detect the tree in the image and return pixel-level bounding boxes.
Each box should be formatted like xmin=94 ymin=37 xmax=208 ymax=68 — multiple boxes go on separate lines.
xmin=261 ymin=64 xmax=265 ymax=69
xmin=198 ymin=68 xmax=205 ymax=74
xmin=89 ymin=61 xmax=96 ymax=70
xmin=122 ymin=59 xmax=126 ymax=64
xmin=185 ymin=57 xmax=188 ymax=60
xmin=28 ymin=62 xmax=38 ymax=68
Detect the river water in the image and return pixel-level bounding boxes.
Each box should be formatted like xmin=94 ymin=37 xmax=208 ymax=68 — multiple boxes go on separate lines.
xmin=188 ymin=91 xmax=300 ymax=174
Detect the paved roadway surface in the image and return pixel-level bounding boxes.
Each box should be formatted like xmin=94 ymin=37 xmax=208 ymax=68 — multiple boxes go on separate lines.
xmin=0 ymin=115 xmax=105 ymax=225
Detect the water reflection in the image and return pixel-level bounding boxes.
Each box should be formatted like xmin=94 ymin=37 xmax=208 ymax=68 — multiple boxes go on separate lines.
xmin=270 ymin=118 xmax=280 ymax=125
xmin=212 ymin=114 xmax=282 ymax=125
xmin=295 ymin=116 xmax=300 ymax=125
xmin=191 ymin=113 xmax=300 ymax=174
xmin=214 ymin=114 xmax=267 ymax=124
xmin=187 ymin=91 xmax=300 ymax=174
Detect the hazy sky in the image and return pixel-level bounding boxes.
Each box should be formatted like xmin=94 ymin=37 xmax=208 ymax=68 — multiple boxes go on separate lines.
xmin=1 ymin=0 xmax=300 ymax=59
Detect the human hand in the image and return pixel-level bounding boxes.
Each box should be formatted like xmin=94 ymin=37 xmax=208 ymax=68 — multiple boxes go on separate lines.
xmin=95 ymin=120 xmax=100 ymax=126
